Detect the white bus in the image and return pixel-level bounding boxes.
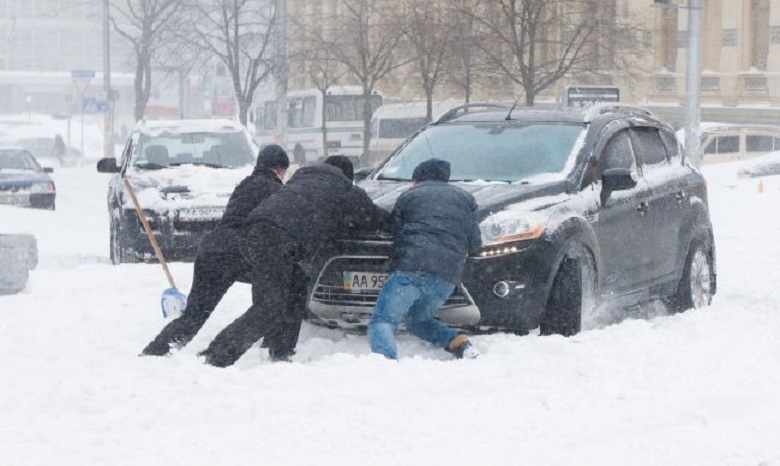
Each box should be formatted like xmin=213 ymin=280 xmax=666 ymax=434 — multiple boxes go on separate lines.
xmin=254 ymin=86 xmax=383 ymax=165
xmin=368 ymin=100 xmax=462 ymax=163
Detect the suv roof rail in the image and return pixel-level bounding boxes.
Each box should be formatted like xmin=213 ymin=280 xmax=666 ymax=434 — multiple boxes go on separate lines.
xmin=583 ymin=103 xmax=655 ymax=122
xmin=432 ymin=102 xmax=512 ymax=125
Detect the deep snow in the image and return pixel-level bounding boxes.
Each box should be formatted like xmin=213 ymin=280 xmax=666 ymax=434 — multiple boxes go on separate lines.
xmin=1 ymin=162 xmax=780 ymax=465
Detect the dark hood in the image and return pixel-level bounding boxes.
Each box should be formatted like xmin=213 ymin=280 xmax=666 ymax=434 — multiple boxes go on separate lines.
xmin=254 ymin=144 xmax=289 ymax=175
xmin=358 ymin=178 xmax=570 ymax=218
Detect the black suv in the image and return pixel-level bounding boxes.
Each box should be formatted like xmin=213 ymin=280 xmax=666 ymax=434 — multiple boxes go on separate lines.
xmin=307 ymin=103 xmax=716 ymax=336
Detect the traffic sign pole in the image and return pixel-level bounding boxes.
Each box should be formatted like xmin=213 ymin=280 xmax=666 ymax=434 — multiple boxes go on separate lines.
xmin=71 ymin=70 xmax=95 ymax=161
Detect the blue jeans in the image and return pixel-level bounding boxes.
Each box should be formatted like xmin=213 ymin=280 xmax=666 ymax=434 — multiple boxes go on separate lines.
xmin=368 ymin=270 xmax=459 ymax=359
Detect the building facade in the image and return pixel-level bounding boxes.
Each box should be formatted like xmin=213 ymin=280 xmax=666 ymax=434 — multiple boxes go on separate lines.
xmin=0 ymin=0 xmax=136 ymax=118
xmin=288 ymin=0 xmax=780 ymax=126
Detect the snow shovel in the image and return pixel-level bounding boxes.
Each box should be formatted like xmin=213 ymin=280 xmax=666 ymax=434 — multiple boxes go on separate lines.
xmin=121 ymin=177 xmax=188 ymax=319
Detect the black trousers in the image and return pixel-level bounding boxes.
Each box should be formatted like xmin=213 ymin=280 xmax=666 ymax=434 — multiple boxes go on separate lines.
xmin=142 ymin=250 xmax=248 ymax=356
xmin=199 ymin=223 xmax=306 ymax=367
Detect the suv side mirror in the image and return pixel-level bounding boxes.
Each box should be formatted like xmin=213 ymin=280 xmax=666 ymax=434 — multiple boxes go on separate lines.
xmin=354 ymin=166 xmax=374 ymax=182
xmin=43 ymin=167 xmax=54 ymax=174
xmin=602 ymin=168 xmax=637 ymax=191
xmin=97 ymin=157 xmax=120 ymax=173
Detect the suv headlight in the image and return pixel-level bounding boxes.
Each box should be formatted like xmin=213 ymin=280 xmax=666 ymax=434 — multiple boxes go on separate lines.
xmin=29 ymin=181 xmax=55 ymax=193
xmin=480 ymin=211 xmax=549 ymax=246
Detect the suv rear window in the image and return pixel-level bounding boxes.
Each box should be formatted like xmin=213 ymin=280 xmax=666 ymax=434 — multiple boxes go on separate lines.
xmin=376 ymin=123 xmax=583 ymax=182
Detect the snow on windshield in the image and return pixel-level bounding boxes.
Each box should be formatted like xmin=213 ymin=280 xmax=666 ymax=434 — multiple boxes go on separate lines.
xmin=0 ymin=149 xmax=40 ymax=171
xmin=133 ymin=131 xmax=256 ymax=169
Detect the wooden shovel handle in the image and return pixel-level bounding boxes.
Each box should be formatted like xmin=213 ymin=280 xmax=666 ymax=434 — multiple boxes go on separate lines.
xmin=121 ymin=177 xmax=176 ymax=289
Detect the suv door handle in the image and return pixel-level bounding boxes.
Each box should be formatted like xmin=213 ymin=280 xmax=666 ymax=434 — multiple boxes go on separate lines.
xmin=636 ymin=201 xmax=649 ymax=215
xmin=675 ymin=190 xmax=687 ymax=203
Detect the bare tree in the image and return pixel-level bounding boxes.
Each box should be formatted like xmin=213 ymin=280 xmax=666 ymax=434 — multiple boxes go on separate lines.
xmin=306 ymin=0 xmax=405 ymax=165
xmin=472 ymin=0 xmax=644 ymax=106
xmin=110 ymin=0 xmax=183 ymax=121
xmin=289 ymin=9 xmax=346 ymax=160
xmin=447 ymin=0 xmax=487 ymax=103
xmin=184 ymin=0 xmax=276 ymax=126
xmin=397 ymin=0 xmax=458 ymax=121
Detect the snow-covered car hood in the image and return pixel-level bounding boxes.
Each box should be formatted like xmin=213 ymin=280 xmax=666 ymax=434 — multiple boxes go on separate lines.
xmin=122 ymin=165 xmax=253 ymax=210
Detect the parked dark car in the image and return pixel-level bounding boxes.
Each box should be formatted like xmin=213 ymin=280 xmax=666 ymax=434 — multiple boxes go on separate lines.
xmin=0 ymin=147 xmax=56 ymax=210
xmin=308 ymin=103 xmax=717 ymax=336
xmin=96 ymin=119 xmax=258 ymax=264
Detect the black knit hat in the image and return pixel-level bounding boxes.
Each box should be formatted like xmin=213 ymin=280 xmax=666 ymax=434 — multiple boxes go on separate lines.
xmin=412 ymin=158 xmax=450 ymax=182
xmin=324 ymin=155 xmax=354 ymax=181
xmin=257 ymin=144 xmax=290 ymax=169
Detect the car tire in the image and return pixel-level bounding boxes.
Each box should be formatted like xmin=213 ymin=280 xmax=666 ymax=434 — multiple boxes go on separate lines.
xmin=664 ymin=239 xmax=714 ymax=313
xmin=540 ymin=243 xmax=596 ymax=337
xmin=110 ymin=219 xmax=138 ymax=265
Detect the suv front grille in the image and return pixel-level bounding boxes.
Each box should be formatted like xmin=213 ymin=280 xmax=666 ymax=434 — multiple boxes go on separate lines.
xmin=311 ymin=256 xmax=471 ymax=308
xmin=173 ymin=220 xmax=220 ymax=232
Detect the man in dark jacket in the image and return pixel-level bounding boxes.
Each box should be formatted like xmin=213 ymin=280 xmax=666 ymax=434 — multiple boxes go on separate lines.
xmin=141 ymin=144 xmax=290 ymax=357
xmin=368 ymin=158 xmax=482 ymax=360
xmin=199 ymin=155 xmax=390 ymax=367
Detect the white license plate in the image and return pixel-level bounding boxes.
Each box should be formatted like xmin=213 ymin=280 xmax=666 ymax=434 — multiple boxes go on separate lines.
xmin=343 ymin=271 xmax=388 ymax=292
xmin=178 ymin=207 xmax=225 ymax=222
xmin=0 ymin=193 xmax=30 ymax=205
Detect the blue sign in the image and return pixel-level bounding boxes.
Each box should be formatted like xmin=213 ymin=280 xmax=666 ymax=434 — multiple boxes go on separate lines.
xmin=82 ymin=97 xmax=108 ymax=113
xmin=71 ymin=69 xmax=96 ymax=78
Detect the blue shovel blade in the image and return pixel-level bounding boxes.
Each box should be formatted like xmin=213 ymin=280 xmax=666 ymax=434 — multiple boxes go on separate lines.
xmin=161 ymin=288 xmax=188 ymax=319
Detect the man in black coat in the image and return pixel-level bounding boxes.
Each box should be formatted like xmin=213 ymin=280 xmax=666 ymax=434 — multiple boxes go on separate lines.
xmin=141 ymin=144 xmax=290 ymax=357
xmin=199 ymin=155 xmax=390 ymax=367
xmin=367 ymin=158 xmax=482 ymax=360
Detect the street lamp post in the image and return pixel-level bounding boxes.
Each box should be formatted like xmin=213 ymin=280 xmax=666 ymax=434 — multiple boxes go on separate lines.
xmin=655 ymin=0 xmax=702 ymax=166
xmin=684 ymin=0 xmax=702 ymax=167
xmin=103 ymin=0 xmax=114 ymax=157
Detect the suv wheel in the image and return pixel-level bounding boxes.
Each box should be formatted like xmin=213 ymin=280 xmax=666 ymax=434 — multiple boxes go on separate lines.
xmin=540 ymin=244 xmax=596 ymax=337
xmin=665 ymin=239 xmax=713 ymax=313
xmin=110 ymin=219 xmax=138 ymax=265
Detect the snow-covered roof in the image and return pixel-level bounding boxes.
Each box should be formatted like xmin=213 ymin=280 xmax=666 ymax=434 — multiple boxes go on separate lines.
xmin=134 ymin=119 xmax=246 ymax=136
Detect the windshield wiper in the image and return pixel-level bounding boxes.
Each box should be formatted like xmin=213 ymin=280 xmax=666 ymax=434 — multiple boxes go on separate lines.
xmin=133 ymin=162 xmax=168 ymax=170
xmin=376 ymin=174 xmax=409 ymax=181
xmin=170 ymin=162 xmax=227 ymax=168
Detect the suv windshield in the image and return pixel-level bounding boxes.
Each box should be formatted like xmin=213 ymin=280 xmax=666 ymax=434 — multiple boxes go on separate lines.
xmin=134 ymin=131 xmax=255 ymax=169
xmin=375 ymin=123 xmax=583 ymax=182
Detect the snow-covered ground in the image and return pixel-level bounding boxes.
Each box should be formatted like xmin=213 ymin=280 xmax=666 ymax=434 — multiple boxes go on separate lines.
xmin=1 ymin=162 xmax=780 ymax=465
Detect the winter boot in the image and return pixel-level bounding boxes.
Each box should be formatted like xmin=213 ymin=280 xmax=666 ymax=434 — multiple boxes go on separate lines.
xmin=269 ymin=348 xmax=295 ymax=363
xmin=140 ymin=339 xmax=172 ymax=357
xmin=446 ymin=334 xmax=480 ymax=359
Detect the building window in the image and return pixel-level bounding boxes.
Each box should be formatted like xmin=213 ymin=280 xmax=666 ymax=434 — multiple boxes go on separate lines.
xmin=701 ymin=76 xmax=720 ymax=91
xmin=749 ymin=0 xmax=770 ymax=70
xmin=659 ymin=6 xmax=678 ymax=70
xmin=722 ymin=29 xmax=737 ymax=47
